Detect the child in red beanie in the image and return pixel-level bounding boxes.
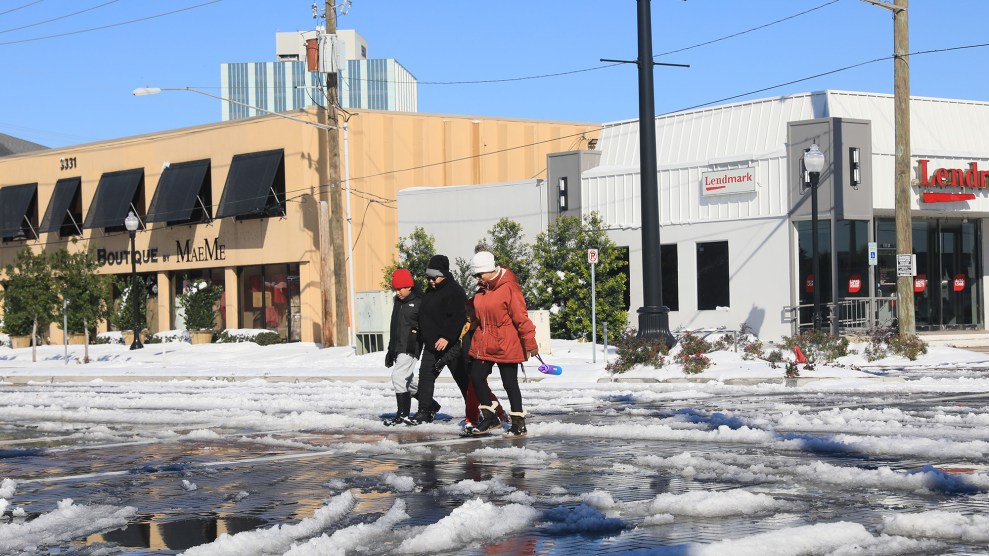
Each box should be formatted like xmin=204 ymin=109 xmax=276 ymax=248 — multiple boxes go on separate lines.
xmin=383 ymin=268 xmax=424 ymax=426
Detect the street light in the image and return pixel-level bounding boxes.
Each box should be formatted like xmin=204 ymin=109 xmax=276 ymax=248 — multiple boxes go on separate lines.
xmin=124 ymin=210 xmax=143 ymax=350
xmin=803 ymin=143 xmax=826 ymax=331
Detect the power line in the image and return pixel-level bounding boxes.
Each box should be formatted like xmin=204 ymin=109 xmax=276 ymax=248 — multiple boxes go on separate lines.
xmin=0 ymin=0 xmax=120 ymax=35
xmin=0 ymin=1 xmax=43 ymax=17
xmin=0 ymin=0 xmax=222 ymax=46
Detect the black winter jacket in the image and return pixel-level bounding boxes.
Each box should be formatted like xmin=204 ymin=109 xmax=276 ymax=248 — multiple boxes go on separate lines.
xmin=388 ymin=286 xmax=423 ymax=358
xmin=418 ymin=272 xmax=467 ymax=350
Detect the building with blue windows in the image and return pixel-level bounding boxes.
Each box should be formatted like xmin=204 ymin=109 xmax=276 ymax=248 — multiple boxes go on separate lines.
xmin=220 ymin=29 xmax=417 ymax=120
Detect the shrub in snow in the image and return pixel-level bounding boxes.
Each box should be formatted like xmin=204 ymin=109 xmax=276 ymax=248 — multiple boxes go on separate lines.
xmin=606 ymin=327 xmax=669 ymax=374
xmin=146 ymin=330 xmax=192 ymax=344
xmin=865 ymin=326 xmax=928 ymax=361
xmin=216 ymin=329 xmax=281 ymax=346
xmin=780 ymin=329 xmax=849 ymax=364
xmin=671 ymin=332 xmax=714 ymax=374
xmin=177 ymin=277 xmax=223 ymax=331
xmin=94 ymin=331 xmax=125 ymax=345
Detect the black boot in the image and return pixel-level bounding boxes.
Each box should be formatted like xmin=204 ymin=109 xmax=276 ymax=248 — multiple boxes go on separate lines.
xmin=474 ymin=402 xmax=501 ymax=434
xmin=385 ymin=392 xmax=413 ymax=426
xmin=508 ymin=411 xmax=527 ymax=437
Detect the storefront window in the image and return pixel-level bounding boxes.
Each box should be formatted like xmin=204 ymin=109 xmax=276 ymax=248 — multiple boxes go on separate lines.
xmin=796 ymin=220 xmax=832 ymax=325
xmin=696 ymin=241 xmax=729 ymax=310
xmin=876 ymin=218 xmax=981 ymax=330
xmin=238 ymin=264 xmax=301 ymax=341
xmin=836 ymin=220 xmax=869 ymax=300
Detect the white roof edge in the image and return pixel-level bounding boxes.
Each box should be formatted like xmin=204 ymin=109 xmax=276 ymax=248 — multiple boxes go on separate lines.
xmin=398 ymin=179 xmax=543 ymax=195
xmin=601 ymin=90 xmax=989 ymax=130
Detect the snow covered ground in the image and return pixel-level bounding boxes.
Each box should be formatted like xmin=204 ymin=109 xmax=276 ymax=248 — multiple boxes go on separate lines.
xmin=1 ymin=338 xmax=989 ymax=554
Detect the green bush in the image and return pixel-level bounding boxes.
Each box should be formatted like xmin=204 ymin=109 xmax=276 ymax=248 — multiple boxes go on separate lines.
xmin=606 ymin=327 xmax=669 ymax=374
xmin=780 ymin=330 xmax=849 ymax=364
xmin=177 ymin=277 xmax=224 ymax=331
xmin=110 ymin=276 xmax=148 ymax=332
xmin=216 ymin=329 xmax=281 ymax=346
xmin=888 ymin=334 xmax=928 ymax=361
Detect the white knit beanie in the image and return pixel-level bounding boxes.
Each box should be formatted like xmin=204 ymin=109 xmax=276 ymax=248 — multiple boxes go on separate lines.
xmin=470 ymin=251 xmax=497 ymax=275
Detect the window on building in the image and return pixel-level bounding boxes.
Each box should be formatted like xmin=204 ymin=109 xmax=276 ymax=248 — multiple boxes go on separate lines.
xmin=239 ymin=263 xmax=302 ymax=342
xmin=696 ymin=241 xmax=729 ymax=310
xmin=662 ymin=244 xmax=679 ymax=311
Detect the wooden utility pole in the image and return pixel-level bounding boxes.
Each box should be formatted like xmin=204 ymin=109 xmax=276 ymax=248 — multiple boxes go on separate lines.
xmin=322 ymin=1 xmax=349 ymax=346
xmin=893 ymin=0 xmax=914 ymax=335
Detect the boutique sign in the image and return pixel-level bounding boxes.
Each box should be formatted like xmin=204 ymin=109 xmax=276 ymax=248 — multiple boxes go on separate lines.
xmin=97 ymin=237 xmax=227 ymax=267
xmin=917 ymin=159 xmax=989 ymax=203
xmin=701 ymin=167 xmax=757 ymax=197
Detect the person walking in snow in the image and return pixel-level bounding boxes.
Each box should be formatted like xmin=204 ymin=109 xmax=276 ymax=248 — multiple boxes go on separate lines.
xmin=467 ymin=250 xmax=538 ymax=436
xmin=433 ymin=297 xmax=508 ymax=435
xmin=383 ymin=268 xmax=424 ymax=426
xmin=410 ymin=254 xmax=467 ymax=424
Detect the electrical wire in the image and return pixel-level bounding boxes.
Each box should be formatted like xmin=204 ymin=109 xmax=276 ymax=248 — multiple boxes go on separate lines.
xmin=4 ymin=41 xmax=989 ymax=253
xmin=0 ymin=0 xmax=43 ymax=17
xmin=0 ymin=0 xmax=120 ymax=35
xmin=0 ymin=0 xmax=222 ymax=46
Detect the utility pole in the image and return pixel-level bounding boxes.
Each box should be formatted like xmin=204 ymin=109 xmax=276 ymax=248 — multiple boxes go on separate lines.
xmin=893 ymin=0 xmax=913 ymax=336
xmin=323 ymin=1 xmax=349 ymax=346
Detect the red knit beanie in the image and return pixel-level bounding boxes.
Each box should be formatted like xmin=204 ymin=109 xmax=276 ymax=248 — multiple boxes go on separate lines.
xmin=391 ymin=268 xmax=414 ymax=289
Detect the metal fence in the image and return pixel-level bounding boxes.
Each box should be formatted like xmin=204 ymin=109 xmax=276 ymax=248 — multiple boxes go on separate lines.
xmin=783 ymin=296 xmax=897 ymax=334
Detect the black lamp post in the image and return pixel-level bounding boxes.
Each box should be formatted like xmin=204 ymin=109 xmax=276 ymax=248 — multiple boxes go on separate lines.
xmin=803 ymin=144 xmax=826 ymax=331
xmin=124 ymin=211 xmax=143 ymax=350
xmin=634 ymin=0 xmax=675 ymax=346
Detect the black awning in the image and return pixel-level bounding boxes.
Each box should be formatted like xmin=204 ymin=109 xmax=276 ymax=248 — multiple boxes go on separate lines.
xmin=146 ymin=159 xmax=210 ymax=224
xmin=215 ymin=149 xmax=284 ymax=219
xmin=82 ymin=168 xmax=144 ymax=229
xmin=38 ymin=177 xmax=81 ymax=233
xmin=0 ymin=183 xmax=38 ymax=238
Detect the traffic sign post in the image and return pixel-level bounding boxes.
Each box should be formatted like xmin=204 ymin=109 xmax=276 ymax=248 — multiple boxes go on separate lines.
xmin=588 ymin=249 xmax=598 ymax=363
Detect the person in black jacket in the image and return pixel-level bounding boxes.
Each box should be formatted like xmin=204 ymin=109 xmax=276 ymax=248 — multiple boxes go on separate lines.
xmin=410 ymin=254 xmax=467 ymax=424
xmin=383 ymin=268 xmax=425 ymax=426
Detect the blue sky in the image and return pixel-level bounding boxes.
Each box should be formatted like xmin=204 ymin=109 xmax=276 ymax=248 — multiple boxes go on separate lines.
xmin=1 ymin=0 xmax=988 ymax=149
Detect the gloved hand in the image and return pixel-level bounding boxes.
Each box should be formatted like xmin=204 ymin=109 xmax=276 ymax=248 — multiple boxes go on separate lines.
xmin=385 ymin=350 xmax=396 ymax=368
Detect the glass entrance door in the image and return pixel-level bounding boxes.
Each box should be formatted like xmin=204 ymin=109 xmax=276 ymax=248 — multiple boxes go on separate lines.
xmin=876 ymin=218 xmax=981 ymax=330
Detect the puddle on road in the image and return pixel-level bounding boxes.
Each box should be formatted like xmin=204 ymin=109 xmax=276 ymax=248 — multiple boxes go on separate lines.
xmin=87 ymin=514 xmax=268 ymax=551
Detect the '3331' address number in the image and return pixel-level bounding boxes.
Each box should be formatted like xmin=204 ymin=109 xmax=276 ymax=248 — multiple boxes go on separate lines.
xmin=59 ymin=157 xmax=76 ymax=170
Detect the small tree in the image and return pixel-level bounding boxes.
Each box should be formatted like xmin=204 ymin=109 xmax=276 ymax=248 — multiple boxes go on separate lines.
xmin=530 ymin=213 xmax=628 ymax=340
xmin=110 ymin=275 xmax=148 ymax=335
xmin=52 ymin=248 xmax=113 ymax=362
xmin=178 ymin=276 xmax=224 ymax=331
xmin=479 ymin=219 xmax=535 ymax=297
xmin=1 ymin=249 xmax=59 ymax=362
xmin=380 ymin=227 xmax=436 ymax=291
xmin=452 ymin=256 xmax=474 ymax=293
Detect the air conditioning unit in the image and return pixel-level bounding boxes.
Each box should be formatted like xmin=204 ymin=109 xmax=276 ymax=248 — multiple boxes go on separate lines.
xmin=356 ymin=290 xmax=393 ymax=354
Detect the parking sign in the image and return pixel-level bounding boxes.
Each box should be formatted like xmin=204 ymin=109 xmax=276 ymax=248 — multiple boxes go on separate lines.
xmin=587 ymin=249 xmax=599 ymax=264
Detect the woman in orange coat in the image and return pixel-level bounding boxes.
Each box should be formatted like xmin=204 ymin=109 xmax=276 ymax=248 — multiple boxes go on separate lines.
xmin=467 ymin=250 xmax=538 ymax=436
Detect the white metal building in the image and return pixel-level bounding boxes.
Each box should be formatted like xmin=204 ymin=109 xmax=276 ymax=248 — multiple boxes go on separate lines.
xmin=399 ymin=90 xmax=989 ymax=341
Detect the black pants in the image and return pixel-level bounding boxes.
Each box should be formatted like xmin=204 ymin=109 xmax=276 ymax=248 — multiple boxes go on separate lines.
xmin=416 ymin=348 xmax=446 ymax=410
xmin=469 ymin=359 xmax=522 ymax=413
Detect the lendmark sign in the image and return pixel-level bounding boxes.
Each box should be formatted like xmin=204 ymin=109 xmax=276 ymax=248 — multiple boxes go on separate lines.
xmin=917 ymin=159 xmax=987 ymax=203
xmin=701 ymin=167 xmax=757 ymax=197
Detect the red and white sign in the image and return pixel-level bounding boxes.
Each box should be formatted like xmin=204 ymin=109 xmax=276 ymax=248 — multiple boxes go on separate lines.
xmin=805 ymin=274 xmax=814 ymax=293
xmin=914 ymin=274 xmax=927 ymax=293
xmin=953 ymin=274 xmax=966 ymax=292
xmin=848 ymin=274 xmax=862 ymax=294
xmin=701 ymin=167 xmax=757 ymax=197
xmin=587 ymin=248 xmax=599 ymax=264
xmin=918 ymin=159 xmax=982 ymax=203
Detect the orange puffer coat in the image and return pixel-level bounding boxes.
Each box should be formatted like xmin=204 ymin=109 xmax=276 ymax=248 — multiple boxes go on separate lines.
xmin=468 ymin=267 xmax=537 ymax=364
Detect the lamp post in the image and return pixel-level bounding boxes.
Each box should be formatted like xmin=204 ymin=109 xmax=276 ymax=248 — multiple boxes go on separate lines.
xmin=124 ymin=211 xmax=143 ymax=350
xmin=803 ymin=143 xmax=826 ymax=331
